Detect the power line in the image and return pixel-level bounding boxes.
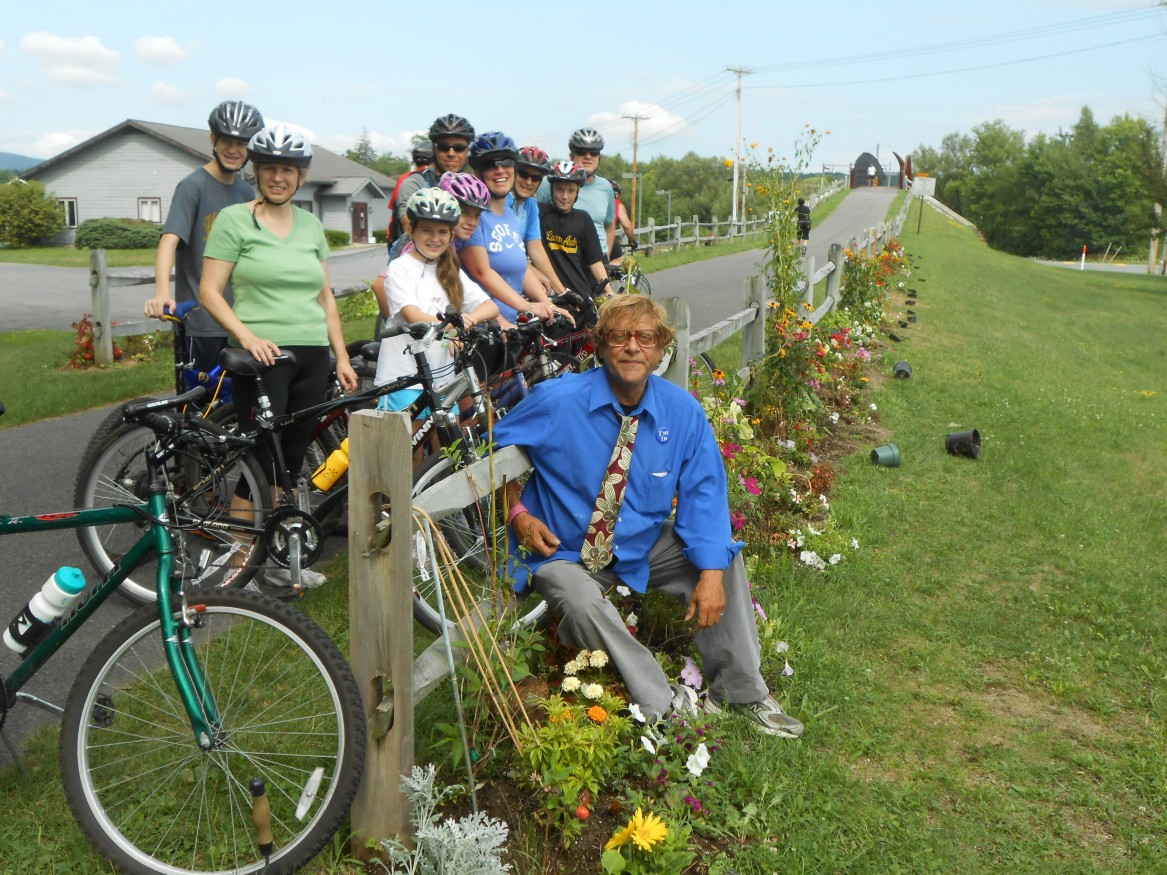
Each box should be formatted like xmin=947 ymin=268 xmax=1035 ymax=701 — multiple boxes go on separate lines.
xmin=745 ymin=34 xmax=1161 ymax=91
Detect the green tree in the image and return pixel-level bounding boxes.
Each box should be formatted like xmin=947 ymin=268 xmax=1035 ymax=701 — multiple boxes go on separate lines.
xmin=961 ymin=119 xmax=1031 ymax=253
xmin=0 ymin=180 xmax=65 ymax=247
xmin=913 ymin=132 xmax=973 ymax=214
xmin=344 ymin=128 xmax=378 ymax=167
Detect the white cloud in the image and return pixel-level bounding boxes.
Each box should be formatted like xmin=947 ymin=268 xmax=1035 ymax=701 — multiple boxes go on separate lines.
xmin=20 ymin=31 xmax=119 ymax=86
xmin=587 ymin=101 xmax=690 ymax=152
xmin=31 ymin=129 xmax=91 ymax=158
xmin=322 ymin=130 xmax=423 ymax=156
xmin=0 ymin=89 xmax=15 ymax=106
xmin=151 ymin=82 xmax=195 ymax=106
xmin=213 ymin=77 xmax=250 ymax=97
xmin=135 ymin=36 xmax=190 ymax=64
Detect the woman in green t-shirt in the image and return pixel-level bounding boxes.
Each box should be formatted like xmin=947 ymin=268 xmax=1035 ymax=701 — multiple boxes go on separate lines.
xmin=201 ymin=124 xmax=357 ymax=589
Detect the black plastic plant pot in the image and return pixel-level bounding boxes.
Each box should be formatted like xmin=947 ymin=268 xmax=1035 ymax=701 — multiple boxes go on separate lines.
xmin=908 ymin=315 xmax=917 ymax=323
xmin=945 ymin=429 xmax=981 ymax=459
xmin=905 ymin=299 xmax=917 ymax=306
xmin=888 ymin=332 xmax=903 ymax=342
xmin=871 ymin=443 xmax=901 ymax=467
xmin=892 ymin=361 xmax=912 ymax=379
xmin=898 ymin=320 xmax=909 ymax=328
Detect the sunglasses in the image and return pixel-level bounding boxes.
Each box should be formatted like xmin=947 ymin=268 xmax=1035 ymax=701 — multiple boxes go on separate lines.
xmin=605 ymin=329 xmax=658 ymax=348
xmin=516 ymin=169 xmax=544 ymax=181
xmin=480 ymin=158 xmax=515 ymax=170
xmin=435 ymin=141 xmax=469 ymax=153
xmin=573 ymin=149 xmax=601 ymax=158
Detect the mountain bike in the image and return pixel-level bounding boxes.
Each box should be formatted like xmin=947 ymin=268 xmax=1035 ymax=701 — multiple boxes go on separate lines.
xmin=607 ymin=241 xmax=652 ymax=296
xmin=0 ymin=391 xmax=366 ymax=875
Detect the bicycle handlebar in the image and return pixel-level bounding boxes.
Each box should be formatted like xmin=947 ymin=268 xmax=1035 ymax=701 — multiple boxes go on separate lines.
xmin=123 ymin=387 xmax=209 ymax=420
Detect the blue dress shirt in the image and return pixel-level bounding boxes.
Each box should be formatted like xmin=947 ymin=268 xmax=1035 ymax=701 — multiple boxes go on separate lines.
xmin=492 ymin=366 xmax=742 ymax=594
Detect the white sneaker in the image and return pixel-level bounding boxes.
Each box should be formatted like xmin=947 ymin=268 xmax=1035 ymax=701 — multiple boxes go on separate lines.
xmin=264 ymin=566 xmax=327 ymax=589
xmin=703 ymin=692 xmax=804 ymax=738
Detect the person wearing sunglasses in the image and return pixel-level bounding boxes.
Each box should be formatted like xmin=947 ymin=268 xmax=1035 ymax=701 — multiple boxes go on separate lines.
xmin=510 ymin=145 xmax=563 ymax=294
xmin=492 ymin=294 xmax=805 ymax=736
xmin=537 ymin=127 xmax=617 ymax=260
xmin=459 ymin=131 xmax=565 ymax=326
xmin=391 ymin=113 xmax=475 ymax=244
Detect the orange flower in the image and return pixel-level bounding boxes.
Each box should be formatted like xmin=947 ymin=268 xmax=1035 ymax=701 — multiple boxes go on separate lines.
xmin=588 ymin=705 xmax=609 ymax=723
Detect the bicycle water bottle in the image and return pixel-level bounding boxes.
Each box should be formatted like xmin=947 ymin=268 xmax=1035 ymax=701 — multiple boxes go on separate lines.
xmin=310 ymin=437 xmax=349 ymax=492
xmin=4 ymin=566 xmax=87 ymax=655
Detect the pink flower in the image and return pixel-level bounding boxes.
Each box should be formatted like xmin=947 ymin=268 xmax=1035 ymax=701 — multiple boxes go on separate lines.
xmin=741 ymin=476 xmax=762 ymax=496
xmin=721 ymin=442 xmax=742 ymax=460
xmin=730 ymin=511 xmax=746 ymax=531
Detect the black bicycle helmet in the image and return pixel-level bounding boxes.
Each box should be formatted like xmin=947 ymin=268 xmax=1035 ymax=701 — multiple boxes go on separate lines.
xmin=208 ymin=100 xmax=264 ymax=139
xmin=611 ymin=181 xmax=623 ymax=195
xmin=428 ymin=114 xmax=475 ymax=142
xmin=469 ymin=131 xmax=518 ymax=169
xmin=548 ymin=159 xmax=587 ymax=185
xmin=568 ymin=127 xmax=605 ymax=153
xmin=247 ymin=125 xmax=313 ymax=168
xmin=516 ymin=146 xmax=552 ymax=175
xmin=405 ymin=187 xmax=461 ymax=226
xmin=411 ymin=140 xmax=434 ymax=165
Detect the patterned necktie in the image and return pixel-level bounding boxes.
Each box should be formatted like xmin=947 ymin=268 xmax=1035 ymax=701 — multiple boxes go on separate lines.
xmin=580 ymin=414 xmax=639 ymax=572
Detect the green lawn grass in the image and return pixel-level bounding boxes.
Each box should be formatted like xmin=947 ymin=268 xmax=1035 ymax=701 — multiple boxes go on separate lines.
xmin=4 ymin=204 xmax=1165 ymax=873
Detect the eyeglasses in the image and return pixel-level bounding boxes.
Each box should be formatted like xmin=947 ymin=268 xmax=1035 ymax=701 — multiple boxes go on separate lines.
xmin=435 ymin=141 xmax=469 ymax=153
xmin=573 ymin=149 xmax=601 ymax=158
xmin=516 ymin=169 xmax=543 ymax=181
xmin=480 ymin=158 xmax=515 ymax=170
xmin=605 ymin=329 xmax=658 ymax=348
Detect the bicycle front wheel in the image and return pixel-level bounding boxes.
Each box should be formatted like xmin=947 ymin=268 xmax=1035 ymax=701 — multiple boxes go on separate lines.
xmin=60 ymin=590 xmax=366 ymax=875
xmin=74 ymin=420 xmax=272 ymax=605
xmin=628 ymin=271 xmax=652 ymax=297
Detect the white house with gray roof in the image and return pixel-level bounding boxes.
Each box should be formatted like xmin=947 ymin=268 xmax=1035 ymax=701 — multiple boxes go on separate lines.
xmin=20 ymin=119 xmax=394 ymax=246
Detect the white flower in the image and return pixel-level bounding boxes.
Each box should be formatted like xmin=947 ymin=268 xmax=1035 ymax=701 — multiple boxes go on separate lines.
xmin=641 ymin=735 xmax=657 ymax=755
xmin=807 ymin=524 xmax=821 ymax=536
xmin=784 ymin=439 xmax=796 ymax=450
xmin=782 ymin=660 xmax=795 ymax=677
xmin=575 ymin=649 xmax=592 ymax=665
xmin=628 ymin=703 xmax=646 ymax=724
xmin=589 ymin=650 xmax=610 ymax=669
xmin=625 ymin=612 xmax=638 ymax=627
xmin=561 ymin=676 xmax=581 ymax=693
xmin=819 ymin=494 xmax=830 ymax=509
xmin=583 ymin=683 xmax=604 ymax=700
xmin=869 ymin=403 xmax=878 ymax=412
xmin=829 ymin=553 xmax=842 ymax=565
xmin=615 ymin=585 xmax=631 ymax=597
xmin=686 ymin=742 xmax=711 ymax=777
xmin=563 ymin=659 xmax=581 ymax=675
xmin=776 ymin=640 xmax=790 ymax=654
xmin=790 ymin=489 xmax=802 ymax=505
xmin=799 ymin=550 xmax=826 ymax=570
xmin=830 ymin=411 xmax=840 ymax=424
xmin=851 ymin=538 xmax=860 ymax=550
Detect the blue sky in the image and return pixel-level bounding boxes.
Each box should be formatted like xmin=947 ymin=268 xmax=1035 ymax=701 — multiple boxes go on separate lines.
xmin=2 ymin=0 xmax=1164 ymax=172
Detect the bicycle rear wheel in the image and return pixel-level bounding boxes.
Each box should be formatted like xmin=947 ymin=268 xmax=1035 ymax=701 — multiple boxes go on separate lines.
xmin=627 ymin=271 xmax=652 ymax=296
xmin=74 ymin=419 xmax=272 ymax=605
xmin=410 ymin=453 xmax=548 ymax=634
xmin=60 ymin=590 xmax=366 ymax=875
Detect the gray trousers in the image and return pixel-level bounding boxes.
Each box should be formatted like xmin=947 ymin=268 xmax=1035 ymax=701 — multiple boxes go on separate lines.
xmin=532 ymin=522 xmax=767 ymax=719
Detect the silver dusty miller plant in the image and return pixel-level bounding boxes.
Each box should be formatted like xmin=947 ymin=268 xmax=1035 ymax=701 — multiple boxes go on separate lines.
xmin=374 ymin=764 xmax=510 ymax=875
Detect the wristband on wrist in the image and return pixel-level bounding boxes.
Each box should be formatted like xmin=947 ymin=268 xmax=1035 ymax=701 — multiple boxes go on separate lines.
xmin=507 ymin=503 xmax=529 ymax=526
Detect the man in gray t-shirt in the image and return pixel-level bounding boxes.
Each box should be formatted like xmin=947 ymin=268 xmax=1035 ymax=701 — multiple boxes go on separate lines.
xmin=145 ymin=100 xmax=263 ymax=373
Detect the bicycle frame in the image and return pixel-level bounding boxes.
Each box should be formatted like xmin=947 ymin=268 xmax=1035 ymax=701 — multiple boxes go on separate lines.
xmin=2 ymin=487 xmax=224 ymax=749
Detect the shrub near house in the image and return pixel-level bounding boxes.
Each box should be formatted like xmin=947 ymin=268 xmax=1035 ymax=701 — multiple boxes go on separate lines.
xmin=0 ymin=180 xmax=65 ymax=247
xmin=74 ymin=218 xmax=162 ymax=250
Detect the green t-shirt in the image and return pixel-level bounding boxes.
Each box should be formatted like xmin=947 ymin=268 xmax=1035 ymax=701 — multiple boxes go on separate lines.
xmin=204 ymin=203 xmax=331 ymax=346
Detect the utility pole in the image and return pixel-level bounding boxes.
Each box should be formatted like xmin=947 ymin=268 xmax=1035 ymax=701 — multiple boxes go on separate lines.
xmin=1152 ymin=100 xmax=1167 ymax=274
xmin=622 ymin=111 xmax=650 ymax=229
xmin=726 ymin=66 xmax=752 ymax=234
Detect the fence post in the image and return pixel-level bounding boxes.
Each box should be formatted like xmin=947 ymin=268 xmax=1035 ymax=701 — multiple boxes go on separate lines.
xmin=825 ymin=243 xmax=843 ymax=304
xmin=689 ymin=215 xmax=698 ymax=248
xmin=802 ymin=254 xmax=815 ymax=310
xmin=89 ymin=248 xmax=115 ymax=366
xmin=645 ymin=218 xmax=656 ymax=254
xmin=662 ymin=296 xmax=691 ymax=389
xmin=348 ymin=408 xmax=416 ymax=860
xmin=740 ymin=274 xmax=767 ymax=372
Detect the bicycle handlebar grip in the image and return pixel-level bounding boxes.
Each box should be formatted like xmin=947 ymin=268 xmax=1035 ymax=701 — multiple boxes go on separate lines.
xmin=123 ymin=386 xmax=208 ymax=419
xmin=249 ymin=777 xmax=274 ymax=857
xmin=379 ymin=321 xmax=432 ymax=340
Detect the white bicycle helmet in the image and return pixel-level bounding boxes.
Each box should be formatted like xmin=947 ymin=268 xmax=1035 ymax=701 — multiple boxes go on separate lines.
xmin=247 ymin=125 xmax=313 ymax=168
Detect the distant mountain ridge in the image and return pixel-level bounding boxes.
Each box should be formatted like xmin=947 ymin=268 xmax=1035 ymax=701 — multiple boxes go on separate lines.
xmin=1 ymin=151 xmax=41 ymax=172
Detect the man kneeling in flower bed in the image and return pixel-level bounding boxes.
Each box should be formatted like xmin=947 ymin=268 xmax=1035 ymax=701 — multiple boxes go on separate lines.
xmin=495 ymin=294 xmax=803 ymax=737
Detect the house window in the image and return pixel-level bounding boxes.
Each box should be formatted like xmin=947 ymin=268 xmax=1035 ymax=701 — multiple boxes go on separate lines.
xmin=293 ymin=200 xmax=313 ymax=214
xmin=138 ymin=197 xmax=162 ymax=223
xmin=58 ymin=198 xmax=79 ymax=229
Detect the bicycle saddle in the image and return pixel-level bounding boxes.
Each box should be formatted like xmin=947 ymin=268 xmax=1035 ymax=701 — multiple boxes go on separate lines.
xmin=219 ymin=347 xmax=297 ymax=376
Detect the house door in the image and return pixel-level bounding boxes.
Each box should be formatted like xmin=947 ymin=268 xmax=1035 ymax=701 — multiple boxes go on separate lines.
xmin=351 ymin=202 xmax=368 ymax=243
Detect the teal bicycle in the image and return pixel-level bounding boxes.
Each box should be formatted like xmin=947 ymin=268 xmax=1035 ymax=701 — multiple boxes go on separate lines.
xmin=0 ymin=391 xmax=366 ymax=875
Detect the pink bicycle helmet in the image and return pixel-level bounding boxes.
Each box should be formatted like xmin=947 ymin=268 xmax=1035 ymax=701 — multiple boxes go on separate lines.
xmin=516 ymin=146 xmax=552 ymax=175
xmin=439 ymin=171 xmax=490 ymax=211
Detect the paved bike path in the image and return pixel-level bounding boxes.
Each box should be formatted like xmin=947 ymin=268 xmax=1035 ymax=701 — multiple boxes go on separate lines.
xmin=0 ymin=188 xmax=900 ymax=765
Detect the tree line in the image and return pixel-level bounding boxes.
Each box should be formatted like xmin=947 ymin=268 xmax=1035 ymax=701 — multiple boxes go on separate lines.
xmin=912 ymin=106 xmax=1166 ymax=260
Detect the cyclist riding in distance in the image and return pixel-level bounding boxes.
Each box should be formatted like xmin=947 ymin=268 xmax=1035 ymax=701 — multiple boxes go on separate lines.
xmin=373 ymin=188 xmax=498 ymax=456
xmin=510 ymin=146 xmax=563 ymax=294
xmin=537 ymin=127 xmax=616 ymax=260
xmin=539 ymin=160 xmax=611 ymax=307
xmin=459 ymin=131 xmax=569 ymax=327
xmin=145 ymin=100 xmax=264 ymax=374
xmin=200 ymin=125 xmax=358 ymax=589
xmin=392 ymin=113 xmax=475 ymax=243
xmin=372 ymin=172 xmax=491 ymax=319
